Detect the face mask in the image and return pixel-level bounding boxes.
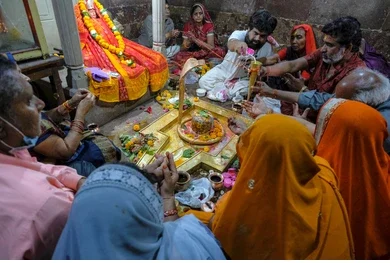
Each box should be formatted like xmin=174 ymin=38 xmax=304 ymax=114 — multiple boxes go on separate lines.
xmin=0 ymin=116 xmax=39 ymax=155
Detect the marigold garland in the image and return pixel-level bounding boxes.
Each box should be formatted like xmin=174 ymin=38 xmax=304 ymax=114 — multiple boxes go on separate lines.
xmin=78 ymin=0 xmax=136 ymax=67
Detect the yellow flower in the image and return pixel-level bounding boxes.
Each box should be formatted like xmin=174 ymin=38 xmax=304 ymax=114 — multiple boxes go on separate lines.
xmin=193 ymin=97 xmax=199 ymax=102
xmin=217 ymin=132 xmax=224 ymax=137
xmin=80 ymin=0 xmax=125 ymax=60
xmin=203 ymin=146 xmax=210 ymax=152
xmin=147 ymin=140 xmax=154 ymax=146
xmin=167 ymin=104 xmax=174 ymax=110
xmin=156 ymin=96 xmax=162 ymax=101
xmin=125 ymin=141 xmax=133 ymax=149
xmin=133 ymin=124 xmax=140 ymax=131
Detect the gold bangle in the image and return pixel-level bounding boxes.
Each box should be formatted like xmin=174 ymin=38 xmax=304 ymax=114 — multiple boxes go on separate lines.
xmin=62 ymin=100 xmax=74 ymax=112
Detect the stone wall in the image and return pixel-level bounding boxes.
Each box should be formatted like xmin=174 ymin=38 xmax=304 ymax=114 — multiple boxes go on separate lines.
xmin=103 ymin=0 xmax=390 ymax=60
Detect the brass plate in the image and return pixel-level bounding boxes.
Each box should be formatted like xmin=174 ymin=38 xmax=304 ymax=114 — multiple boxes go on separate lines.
xmin=136 ymin=99 xmax=253 ymax=173
xmin=177 ymin=117 xmax=224 ymax=145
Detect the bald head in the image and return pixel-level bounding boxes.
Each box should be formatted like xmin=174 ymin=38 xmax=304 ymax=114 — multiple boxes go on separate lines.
xmin=335 ymin=67 xmax=390 ymax=107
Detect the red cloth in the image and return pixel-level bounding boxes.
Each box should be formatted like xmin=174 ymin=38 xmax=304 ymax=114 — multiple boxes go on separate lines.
xmin=277 ymin=47 xmax=288 ymax=61
xmin=305 ymin=49 xmax=366 ymax=93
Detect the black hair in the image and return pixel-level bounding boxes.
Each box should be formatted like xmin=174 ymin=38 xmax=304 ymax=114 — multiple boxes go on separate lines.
xmin=165 ymin=0 xmax=169 ymax=5
xmin=249 ymin=9 xmax=277 ymax=35
xmin=0 ymin=55 xmax=21 ymax=117
xmin=190 ymin=4 xmax=202 ymax=17
xmin=321 ymin=16 xmax=362 ymax=52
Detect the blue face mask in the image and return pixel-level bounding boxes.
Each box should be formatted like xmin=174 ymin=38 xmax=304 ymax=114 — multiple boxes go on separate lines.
xmin=0 ymin=116 xmax=39 ymax=154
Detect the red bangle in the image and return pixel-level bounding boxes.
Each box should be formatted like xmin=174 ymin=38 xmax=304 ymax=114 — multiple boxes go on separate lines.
xmin=164 ymin=209 xmax=178 ymax=218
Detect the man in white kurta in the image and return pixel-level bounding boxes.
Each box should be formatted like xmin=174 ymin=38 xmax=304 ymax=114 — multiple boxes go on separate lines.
xmin=198 ymin=9 xmax=280 ymax=111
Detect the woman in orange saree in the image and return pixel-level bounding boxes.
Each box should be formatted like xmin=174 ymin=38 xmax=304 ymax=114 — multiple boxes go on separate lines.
xmin=75 ymin=0 xmax=168 ymax=102
xmin=210 ymin=114 xmax=354 ymax=259
xmin=315 ymin=98 xmax=390 ymax=260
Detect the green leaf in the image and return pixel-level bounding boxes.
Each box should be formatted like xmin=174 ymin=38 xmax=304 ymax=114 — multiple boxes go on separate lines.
xmin=146 ymin=149 xmax=156 ymax=155
xmin=182 ymin=148 xmax=195 ymax=158
xmin=199 ymin=110 xmax=209 ymax=118
xmin=129 ymin=153 xmax=136 ymax=161
xmin=221 ymin=154 xmax=230 ymax=159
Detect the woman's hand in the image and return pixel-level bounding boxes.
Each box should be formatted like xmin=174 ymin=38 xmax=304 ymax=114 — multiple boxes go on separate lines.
xmin=283 ymin=73 xmax=305 ymax=92
xmin=142 ymin=154 xmax=166 ymax=183
xmin=242 ymin=96 xmax=269 ymax=118
xmin=171 ymin=29 xmax=180 ymax=38
xmin=228 ymin=117 xmax=248 ymax=135
xmin=252 ymin=81 xmax=273 ymax=96
xmin=159 ymin=152 xmax=179 ymax=198
xmin=68 ymin=89 xmax=90 ymax=108
xmin=76 ymin=93 xmax=95 ymax=117
xmin=292 ymin=103 xmax=309 ymax=120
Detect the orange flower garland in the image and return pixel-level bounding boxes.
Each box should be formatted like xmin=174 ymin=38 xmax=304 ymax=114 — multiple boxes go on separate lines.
xmin=78 ymin=0 xmax=135 ymax=67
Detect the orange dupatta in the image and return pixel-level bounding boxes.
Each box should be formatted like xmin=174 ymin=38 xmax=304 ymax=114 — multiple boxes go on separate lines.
xmin=315 ymin=99 xmax=390 ymax=260
xmin=292 ymin=24 xmax=316 ymax=79
xmin=212 ymin=114 xmax=354 ymax=259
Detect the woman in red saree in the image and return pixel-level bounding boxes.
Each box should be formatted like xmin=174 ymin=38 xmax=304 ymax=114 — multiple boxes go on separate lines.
xmin=262 ymin=24 xmax=317 ymax=115
xmin=172 ymin=3 xmax=225 ymax=66
xmin=75 ymin=0 xmax=168 ymax=102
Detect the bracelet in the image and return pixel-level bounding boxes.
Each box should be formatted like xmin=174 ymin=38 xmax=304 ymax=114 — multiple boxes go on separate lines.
xmin=164 ymin=209 xmax=178 ymax=218
xmin=299 ymin=86 xmax=308 ymax=93
xmin=62 ymin=100 xmax=75 ymax=112
xmin=71 ymin=121 xmax=84 ymax=130
xmin=70 ymin=126 xmax=83 ymax=135
xmin=70 ymin=120 xmax=85 ymax=134
xmin=266 ymin=108 xmax=274 ymax=114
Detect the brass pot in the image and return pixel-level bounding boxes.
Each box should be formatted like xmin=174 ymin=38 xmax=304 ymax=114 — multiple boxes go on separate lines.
xmin=175 ymin=171 xmax=191 ymax=192
xmin=87 ymin=123 xmax=100 ymax=133
xmin=208 ymin=172 xmax=224 ymax=191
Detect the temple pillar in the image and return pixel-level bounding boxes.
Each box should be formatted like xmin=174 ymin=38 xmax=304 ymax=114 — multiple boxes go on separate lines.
xmin=52 ymin=0 xmax=88 ymax=92
xmin=152 ymin=0 xmax=166 ymax=55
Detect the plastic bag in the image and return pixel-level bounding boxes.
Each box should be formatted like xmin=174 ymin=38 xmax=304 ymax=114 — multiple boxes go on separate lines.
xmin=175 ymin=178 xmax=215 ymax=208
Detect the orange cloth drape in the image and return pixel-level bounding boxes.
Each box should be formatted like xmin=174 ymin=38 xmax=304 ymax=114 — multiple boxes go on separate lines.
xmin=315 ymin=99 xmax=390 ymax=260
xmin=211 ymin=114 xmax=354 ymax=260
